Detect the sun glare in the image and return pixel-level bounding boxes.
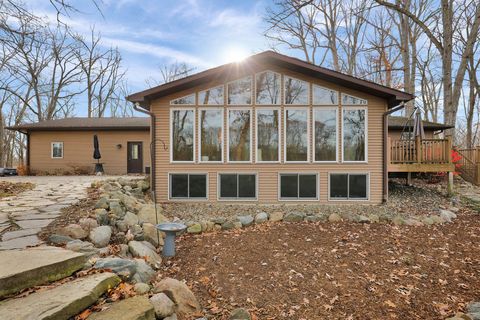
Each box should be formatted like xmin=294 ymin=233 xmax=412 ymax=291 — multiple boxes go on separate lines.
xmin=224 ymin=47 xmax=249 ymax=63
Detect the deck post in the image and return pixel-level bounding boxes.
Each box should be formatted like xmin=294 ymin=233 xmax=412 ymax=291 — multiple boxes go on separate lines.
xmin=407 ymin=172 xmax=412 ymax=185
xmin=447 ymin=171 xmax=454 ymax=196
xmin=415 ymin=136 xmax=421 ymax=163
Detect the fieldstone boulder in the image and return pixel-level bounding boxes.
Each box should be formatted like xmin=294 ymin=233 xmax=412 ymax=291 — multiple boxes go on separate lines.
xmin=154 ymin=278 xmax=201 ymax=316
xmin=134 ymin=282 xmax=150 ymax=295
xmin=422 ymin=216 xmax=435 ymax=225
xmin=66 ymin=240 xmax=99 ymax=254
xmin=79 ymin=217 xmax=98 ymax=231
xmin=143 ymin=223 xmax=162 ymax=247
xmin=237 ymin=215 xmax=254 ymax=227
xmin=269 ymin=211 xmax=284 ymax=222
xmin=137 ymin=204 xmax=167 ymax=225
xmin=94 ymin=258 xmax=136 ymax=280
xmin=230 ymin=308 xmax=251 ymax=320
xmin=164 ymin=314 xmax=178 ymax=320
xmin=284 ymin=212 xmax=304 ymax=222
xmin=150 ymin=293 xmax=176 ymax=318
xmin=89 ymin=226 xmax=112 ymax=248
xmin=48 ymin=234 xmax=74 ymax=245
xmin=88 ymin=296 xmax=155 ymax=320
xmin=128 ymin=241 xmax=162 ymax=267
xmin=222 ymin=220 xmax=242 ymax=230
xmin=132 ymin=259 xmax=156 ymax=283
xmin=254 ymin=212 xmax=269 ymax=224
xmin=59 ymin=224 xmax=88 ymax=239
xmin=95 ymin=209 xmax=109 ymax=226
xmin=123 ymin=212 xmax=139 ymax=227
xmin=137 ymin=180 xmax=150 ymax=191
xmin=440 ymin=209 xmax=457 ymax=222
xmin=304 ymin=215 xmax=323 ymax=222
xmin=446 ymin=313 xmax=474 ymax=320
xmin=109 ymin=202 xmax=126 ymax=218
xmin=95 ymin=197 xmax=109 ymax=209
xmin=328 ymin=213 xmax=342 ymax=222
xmin=392 ymin=216 xmax=405 ymax=225
xmin=187 ymin=223 xmax=202 ymax=234
xmin=357 ymin=215 xmax=370 ymax=223
xmin=467 ymin=302 xmax=480 ymax=320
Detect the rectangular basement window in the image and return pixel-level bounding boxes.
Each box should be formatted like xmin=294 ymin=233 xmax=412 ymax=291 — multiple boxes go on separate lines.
xmin=279 ymin=174 xmax=318 ymax=200
xmin=329 ymin=173 xmax=368 ymax=200
xmin=169 ymin=174 xmax=207 ymax=199
xmin=219 ymin=174 xmax=256 ymax=200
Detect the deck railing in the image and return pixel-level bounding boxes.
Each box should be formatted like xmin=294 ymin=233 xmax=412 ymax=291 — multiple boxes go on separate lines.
xmin=456 ymin=147 xmax=480 ymax=185
xmin=389 ymin=137 xmax=452 ymax=164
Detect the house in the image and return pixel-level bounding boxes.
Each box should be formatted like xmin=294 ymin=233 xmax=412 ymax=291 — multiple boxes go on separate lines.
xmin=7 ymin=117 xmax=151 ymax=175
xmin=127 ymin=50 xmax=452 ymax=205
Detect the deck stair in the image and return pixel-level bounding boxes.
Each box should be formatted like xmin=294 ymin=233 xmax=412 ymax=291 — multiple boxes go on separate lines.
xmin=457 ymin=148 xmax=480 ymax=185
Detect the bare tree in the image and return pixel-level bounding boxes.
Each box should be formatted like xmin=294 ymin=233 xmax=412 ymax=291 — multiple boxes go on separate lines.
xmin=145 ymin=61 xmax=195 ymax=87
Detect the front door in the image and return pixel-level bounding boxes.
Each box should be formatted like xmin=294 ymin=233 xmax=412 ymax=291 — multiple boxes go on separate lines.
xmin=127 ymin=142 xmax=143 ymax=173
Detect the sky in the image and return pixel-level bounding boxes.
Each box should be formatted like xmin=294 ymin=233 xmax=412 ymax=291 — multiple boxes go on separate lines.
xmin=28 ymin=0 xmax=276 ymax=95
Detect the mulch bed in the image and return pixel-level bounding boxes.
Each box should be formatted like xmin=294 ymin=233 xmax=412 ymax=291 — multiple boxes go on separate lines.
xmin=0 ymin=181 xmax=34 ymax=198
xmin=161 ymin=208 xmax=480 ymax=319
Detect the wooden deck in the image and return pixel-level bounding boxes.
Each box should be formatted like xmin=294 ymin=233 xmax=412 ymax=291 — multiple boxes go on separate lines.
xmin=388 ymin=137 xmax=455 ymax=173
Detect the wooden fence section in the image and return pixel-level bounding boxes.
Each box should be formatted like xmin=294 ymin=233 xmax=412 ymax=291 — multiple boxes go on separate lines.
xmin=456 ymin=148 xmax=480 ymax=185
xmin=388 ymin=137 xmax=454 ymax=172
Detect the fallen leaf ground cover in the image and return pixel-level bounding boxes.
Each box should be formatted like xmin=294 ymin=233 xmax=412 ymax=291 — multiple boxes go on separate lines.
xmin=162 ymin=207 xmax=480 ymax=319
xmin=0 ymin=181 xmax=33 ymax=198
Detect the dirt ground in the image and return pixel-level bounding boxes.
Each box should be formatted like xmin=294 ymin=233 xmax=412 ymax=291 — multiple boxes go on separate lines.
xmin=161 ymin=206 xmax=480 ymax=319
xmin=0 ymin=181 xmax=34 ymax=198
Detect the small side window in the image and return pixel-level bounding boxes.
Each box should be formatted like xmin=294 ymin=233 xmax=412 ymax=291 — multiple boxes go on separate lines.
xmin=329 ymin=173 xmax=368 ymax=200
xmin=170 ymin=174 xmax=207 ymax=199
xmin=51 ymin=142 xmax=63 ymax=159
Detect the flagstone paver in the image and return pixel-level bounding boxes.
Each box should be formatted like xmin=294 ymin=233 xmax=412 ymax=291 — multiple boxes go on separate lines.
xmin=0 ymin=175 xmax=141 ymax=250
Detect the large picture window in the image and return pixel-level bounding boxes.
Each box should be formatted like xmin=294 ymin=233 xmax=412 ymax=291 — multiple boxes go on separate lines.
xmin=51 ymin=142 xmax=63 ymax=159
xmin=343 ymin=108 xmax=367 ymax=162
xmin=329 ymin=173 xmax=368 ymax=200
xmin=228 ymin=76 xmax=252 ymax=105
xmin=171 ymin=109 xmax=195 ymax=162
xmin=219 ymin=173 xmax=256 ymax=199
xmin=255 ymin=71 xmax=281 ymax=104
xmin=170 ymin=174 xmax=207 ymax=199
xmin=313 ymin=85 xmax=338 ymax=105
xmin=285 ymin=108 xmax=309 ymax=162
xmin=199 ymin=109 xmax=223 ymax=162
xmin=314 ymin=108 xmax=337 ymax=162
xmin=284 ymin=76 xmax=309 ymax=105
xmin=256 ymin=109 xmax=280 ymax=162
xmin=341 ymin=93 xmax=367 ymax=105
xmin=199 ymin=86 xmax=224 ymax=105
xmin=170 ymin=94 xmax=195 ymax=105
xmin=228 ymin=109 xmax=251 ymax=162
xmin=279 ymin=174 xmax=317 ymax=199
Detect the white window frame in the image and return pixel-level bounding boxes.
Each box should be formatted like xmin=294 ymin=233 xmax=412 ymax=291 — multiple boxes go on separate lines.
xmin=198 ymin=107 xmax=224 ymax=163
xmin=227 ymin=76 xmax=253 ymax=106
xmin=341 ymin=106 xmax=368 ymax=163
xmin=284 ymin=75 xmax=310 ymax=105
xmin=198 ymin=85 xmax=224 ymax=105
xmin=51 ymin=142 xmax=63 ymax=159
xmin=255 ymin=107 xmax=281 ymax=163
xmin=254 ymin=70 xmax=281 ymax=105
xmin=170 ymin=93 xmax=196 ymax=105
xmin=278 ymin=173 xmax=319 ymax=201
xmin=341 ymin=93 xmax=368 ymax=105
xmin=312 ymin=84 xmax=338 ymax=105
xmin=170 ymin=108 xmax=196 ymax=164
xmin=217 ymin=172 xmax=258 ymax=201
xmin=227 ymin=107 xmax=253 ymax=163
xmin=313 ymin=107 xmax=339 ymax=163
xmin=328 ymin=172 xmax=370 ymax=201
xmin=284 ymin=107 xmax=310 ymax=163
xmin=168 ymin=172 xmax=209 ymax=201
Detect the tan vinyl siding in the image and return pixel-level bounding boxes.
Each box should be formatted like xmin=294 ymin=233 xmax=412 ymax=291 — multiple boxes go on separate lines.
xmin=29 ymin=130 xmax=150 ymax=175
xmin=152 ymin=64 xmax=387 ymax=204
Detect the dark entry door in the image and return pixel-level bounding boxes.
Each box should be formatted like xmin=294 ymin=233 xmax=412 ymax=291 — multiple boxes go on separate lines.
xmin=127 ymin=142 xmax=143 ymax=173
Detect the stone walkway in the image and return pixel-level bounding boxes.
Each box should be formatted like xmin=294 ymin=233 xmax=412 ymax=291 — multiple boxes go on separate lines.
xmin=0 ymin=176 xmax=138 ymax=250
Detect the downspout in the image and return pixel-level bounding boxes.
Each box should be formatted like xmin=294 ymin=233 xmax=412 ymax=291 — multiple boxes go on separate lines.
xmin=383 ymin=102 xmax=405 ymax=202
xmin=133 ymin=101 xmax=161 ymax=245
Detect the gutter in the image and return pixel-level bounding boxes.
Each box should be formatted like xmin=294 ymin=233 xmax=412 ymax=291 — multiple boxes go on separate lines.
xmin=383 ymin=102 xmax=405 ymax=202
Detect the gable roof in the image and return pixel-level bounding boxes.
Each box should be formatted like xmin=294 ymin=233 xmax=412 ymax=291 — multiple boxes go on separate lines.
xmin=127 ymin=50 xmax=414 ymax=109
xmin=388 ymin=116 xmax=453 ymax=131
xmin=7 ymin=117 xmax=150 ymax=132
